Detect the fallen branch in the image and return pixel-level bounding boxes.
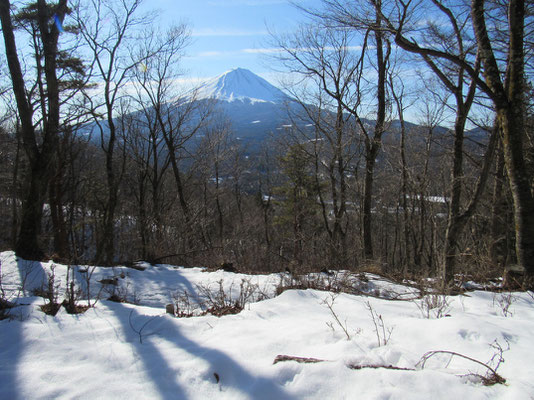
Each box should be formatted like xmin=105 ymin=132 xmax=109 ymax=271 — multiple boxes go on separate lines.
xmin=273 ymin=355 xmax=414 ymax=372
xmin=347 ymin=363 xmax=415 ymax=371
xmin=274 ymin=349 xmax=506 ymax=386
xmin=273 ymin=355 xmax=326 ymax=364
xmin=417 ymin=350 xmax=506 ymax=385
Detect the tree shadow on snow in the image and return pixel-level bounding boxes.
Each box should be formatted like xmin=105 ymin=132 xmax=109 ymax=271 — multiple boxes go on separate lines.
xmin=132 ymin=265 xmax=200 ymax=304
xmin=0 ymin=313 xmax=25 ymax=400
xmin=105 ymin=302 xmax=188 ymax=399
xmin=110 ymin=302 xmax=294 ymax=400
xmin=0 ymin=258 xmax=45 ymax=400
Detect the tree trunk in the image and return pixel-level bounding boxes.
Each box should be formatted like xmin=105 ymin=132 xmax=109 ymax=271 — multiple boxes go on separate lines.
xmin=95 ymin=105 xmax=118 ymax=265
xmin=215 ymin=160 xmax=224 ymax=242
xmin=10 ymin=128 xmax=21 ymax=247
xmin=499 ymin=107 xmax=534 ymax=282
xmin=16 ymin=161 xmax=49 ymax=260
xmin=138 ymin=175 xmax=149 ymax=260
xmin=1 ymin=0 xmax=66 ymax=260
xmin=443 ymin=111 xmax=468 ymax=285
xmin=490 ymin=146 xmax=508 ymax=266
xmin=362 ymin=10 xmax=388 ymax=262
xmin=471 ymin=0 xmax=534 ymax=284
xmin=49 ymin=168 xmax=70 ymax=260
xmin=362 ymin=151 xmax=376 ymax=260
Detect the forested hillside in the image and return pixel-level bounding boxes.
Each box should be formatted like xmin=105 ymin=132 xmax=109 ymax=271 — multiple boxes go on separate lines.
xmin=0 ymin=0 xmax=533 ymax=291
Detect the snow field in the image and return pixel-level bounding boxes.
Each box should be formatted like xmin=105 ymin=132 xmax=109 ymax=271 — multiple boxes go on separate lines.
xmin=1 ymin=250 xmax=534 ymax=399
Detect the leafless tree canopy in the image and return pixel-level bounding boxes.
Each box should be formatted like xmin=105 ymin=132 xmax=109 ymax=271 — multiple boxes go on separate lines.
xmin=0 ymin=0 xmax=532 ymax=288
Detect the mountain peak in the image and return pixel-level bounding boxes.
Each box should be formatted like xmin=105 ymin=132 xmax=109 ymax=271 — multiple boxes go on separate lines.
xmin=197 ymin=68 xmax=287 ymax=104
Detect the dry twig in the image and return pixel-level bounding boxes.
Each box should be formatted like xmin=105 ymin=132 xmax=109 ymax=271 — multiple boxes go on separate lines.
xmin=416 ymin=350 xmax=506 ymax=385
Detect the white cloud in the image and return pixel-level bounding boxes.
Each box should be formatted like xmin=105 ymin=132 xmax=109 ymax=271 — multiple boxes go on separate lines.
xmin=241 ymin=47 xmax=284 ymax=54
xmin=207 ymin=0 xmax=286 ymax=6
xmin=192 ymin=28 xmax=268 ymax=37
xmin=244 ymin=45 xmax=363 ymax=54
xmin=192 ymin=48 xmax=280 ymax=58
xmin=192 ymin=45 xmax=363 ymax=59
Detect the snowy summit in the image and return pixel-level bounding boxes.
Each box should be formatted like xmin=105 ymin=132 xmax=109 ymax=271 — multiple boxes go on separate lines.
xmin=196 ymin=68 xmax=288 ymax=104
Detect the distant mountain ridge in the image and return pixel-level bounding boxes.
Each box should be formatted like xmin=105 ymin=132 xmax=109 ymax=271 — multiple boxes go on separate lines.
xmin=82 ymin=68 xmax=490 ymax=154
xmin=182 ymin=68 xmax=490 ymax=152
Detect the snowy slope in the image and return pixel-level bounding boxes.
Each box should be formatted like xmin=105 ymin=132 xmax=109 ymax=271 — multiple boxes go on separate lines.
xmin=196 ymin=68 xmax=289 ymax=104
xmin=1 ymin=251 xmax=534 ymax=399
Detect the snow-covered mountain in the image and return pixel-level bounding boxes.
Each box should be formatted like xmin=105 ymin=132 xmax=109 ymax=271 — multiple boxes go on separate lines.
xmin=81 ymin=68 xmax=300 ymax=153
xmin=82 ymin=67 xmax=487 ymax=156
xmin=190 ymin=68 xmax=304 ymax=151
xmin=196 ymin=68 xmax=289 ymax=104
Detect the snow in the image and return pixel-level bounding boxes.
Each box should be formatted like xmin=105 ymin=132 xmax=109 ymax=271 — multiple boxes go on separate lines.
xmin=196 ymin=68 xmax=288 ymax=104
xmin=408 ymin=194 xmax=449 ymax=204
xmin=1 ymin=250 xmax=534 ymax=399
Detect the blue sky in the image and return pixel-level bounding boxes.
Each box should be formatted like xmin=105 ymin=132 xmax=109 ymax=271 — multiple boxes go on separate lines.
xmin=143 ymin=0 xmax=322 ymax=80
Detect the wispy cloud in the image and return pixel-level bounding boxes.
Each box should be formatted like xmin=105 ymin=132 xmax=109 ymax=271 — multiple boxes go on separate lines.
xmin=207 ymin=0 xmax=286 ymax=6
xmin=241 ymin=47 xmax=284 ymax=54
xmin=244 ymin=45 xmax=363 ymax=54
xmin=192 ymin=48 xmax=281 ymax=58
xmin=192 ymin=28 xmax=268 ymax=37
xmin=192 ymin=45 xmax=363 ymax=59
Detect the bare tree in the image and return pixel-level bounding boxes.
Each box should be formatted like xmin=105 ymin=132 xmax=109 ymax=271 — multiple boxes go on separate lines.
xmin=274 ymin=0 xmax=394 ymax=263
xmin=130 ymin=24 xmax=212 ymax=258
xmin=127 ymin=24 xmax=192 ymax=260
xmin=75 ymin=0 xmax=151 ymax=264
xmin=375 ymin=0 xmax=534 ymax=283
xmin=0 ymin=0 xmax=69 ymax=260
xmin=385 ymin=0 xmax=497 ymax=286
xmin=272 ymin=24 xmax=361 ymax=267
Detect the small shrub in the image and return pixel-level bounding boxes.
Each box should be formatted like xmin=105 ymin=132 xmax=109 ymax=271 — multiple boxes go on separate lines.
xmin=493 ymin=292 xmax=515 ymax=317
xmin=0 ymin=261 xmax=15 ymax=320
xmin=39 ymin=265 xmax=61 ymax=316
xmin=417 ymin=340 xmax=508 ymax=386
xmin=416 ymin=293 xmax=451 ymax=319
xmin=205 ymin=303 xmax=243 ymax=317
xmin=0 ymin=298 xmax=16 ymax=320
xmin=62 ymin=300 xmax=90 ymax=314
xmin=40 ymin=302 xmax=62 ymax=316
xmin=366 ymin=300 xmax=393 ymax=346
xmin=62 ymin=266 xmax=90 ymax=314
xmin=322 ymin=293 xmax=358 ymax=340
xmin=275 ymin=272 xmax=346 ymax=295
xmin=102 ymin=273 xmax=139 ymax=305
xmin=37 ymin=264 xmax=91 ymax=315
xmin=172 ymin=290 xmax=197 ymax=317
xmin=107 ymin=294 xmax=126 ymax=303
xmin=171 ymin=278 xmax=263 ymax=318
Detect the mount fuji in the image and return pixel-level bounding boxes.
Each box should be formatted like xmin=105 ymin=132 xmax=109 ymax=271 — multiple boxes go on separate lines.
xmin=190 ymin=68 xmax=308 ymax=150
xmin=196 ymin=69 xmax=488 ymax=151
xmin=196 ymin=68 xmax=289 ymax=104
xmin=83 ymin=67 xmax=485 ymax=157
xmin=81 ymin=68 xmax=304 ymax=153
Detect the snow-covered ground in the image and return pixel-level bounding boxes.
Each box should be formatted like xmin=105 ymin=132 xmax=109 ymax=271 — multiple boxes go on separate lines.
xmin=1 ymin=250 xmax=533 ymax=399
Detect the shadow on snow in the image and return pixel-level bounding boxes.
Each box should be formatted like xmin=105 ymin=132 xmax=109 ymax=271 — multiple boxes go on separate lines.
xmin=110 ymin=302 xmax=294 ymax=400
